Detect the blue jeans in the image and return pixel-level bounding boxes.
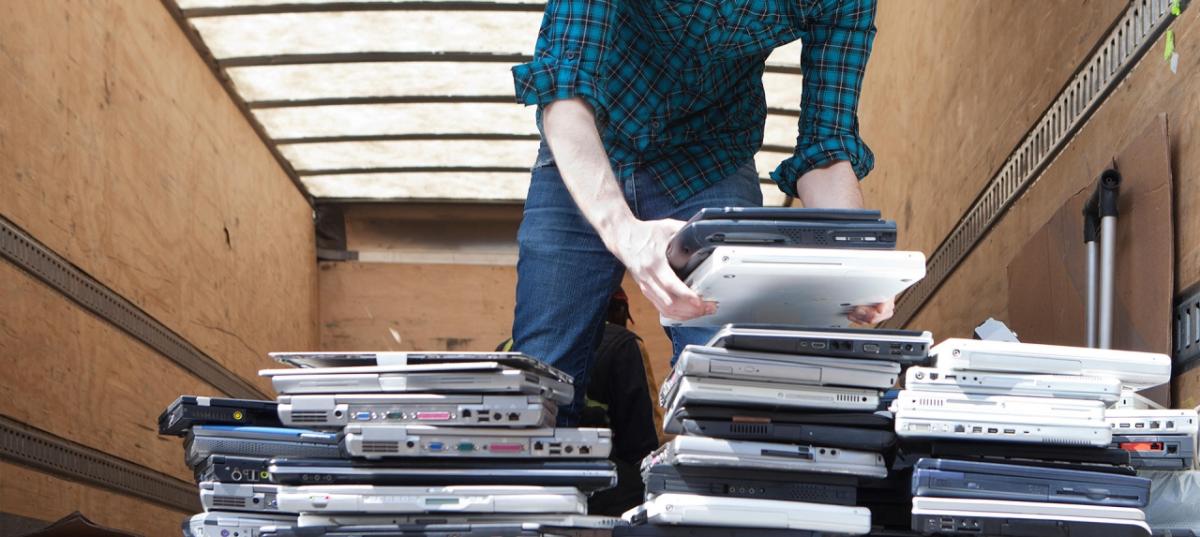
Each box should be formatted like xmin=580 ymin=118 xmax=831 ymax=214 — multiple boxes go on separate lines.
xmin=512 ymin=146 xmax=764 ymax=425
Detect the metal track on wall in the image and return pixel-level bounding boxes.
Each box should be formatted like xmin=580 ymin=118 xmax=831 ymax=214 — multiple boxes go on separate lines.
xmin=0 ymin=215 xmax=267 ymax=399
xmin=0 ymin=416 xmax=199 ymax=513
xmin=887 ymin=0 xmax=1184 ymax=328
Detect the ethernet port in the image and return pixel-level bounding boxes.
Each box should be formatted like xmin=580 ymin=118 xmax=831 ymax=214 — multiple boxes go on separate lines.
xmin=508 ymin=413 xmax=520 ymax=421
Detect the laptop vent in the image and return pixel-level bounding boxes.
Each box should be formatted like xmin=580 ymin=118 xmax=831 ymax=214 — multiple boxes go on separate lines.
xmin=211 ymin=495 xmax=247 ymax=509
xmin=1043 ymin=437 xmax=1090 ymax=447
xmin=916 ymin=398 xmax=945 ymax=407
xmin=289 ymin=411 xmax=328 ymax=424
xmin=360 ymin=441 xmax=400 ymax=454
xmin=836 ymin=394 xmax=868 ymax=403
xmin=729 ymin=423 xmax=770 ymax=435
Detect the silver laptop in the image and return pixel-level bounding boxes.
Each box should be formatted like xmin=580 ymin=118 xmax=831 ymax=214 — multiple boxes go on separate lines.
xmin=894 ymin=409 xmax=1113 ymax=447
xmin=261 ymin=363 xmax=573 ymax=405
xmin=891 ymin=390 xmax=1107 ymax=421
xmin=663 ymin=246 xmax=925 ymax=328
xmin=278 ymin=394 xmax=556 ymax=429
xmin=644 ymin=435 xmax=887 ymax=478
xmin=911 ymin=497 xmax=1151 ymax=537
xmin=664 ymin=345 xmax=900 ymax=399
xmin=295 ymin=514 xmax=623 ymax=530
xmin=930 ymin=338 xmax=1171 ymax=390
xmin=277 ymin=485 xmax=586 ymax=515
xmin=200 ymin=482 xmax=286 ymax=513
xmin=664 ymin=376 xmax=880 ymax=424
xmin=270 ymin=351 xmax=573 ymax=384
xmin=623 ymin=493 xmax=871 ymax=534
xmin=186 ymin=512 xmax=296 ymax=537
xmin=904 ymin=367 xmax=1122 ymax=402
xmin=342 ymin=424 xmax=612 ymax=459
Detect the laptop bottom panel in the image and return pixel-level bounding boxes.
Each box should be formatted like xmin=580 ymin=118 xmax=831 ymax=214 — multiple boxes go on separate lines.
xmin=268 ymin=459 xmax=618 ymax=492
xmin=613 ymin=525 xmax=817 ymax=537
xmin=643 ymin=464 xmax=856 ymax=505
xmin=680 ymin=418 xmax=895 ymax=452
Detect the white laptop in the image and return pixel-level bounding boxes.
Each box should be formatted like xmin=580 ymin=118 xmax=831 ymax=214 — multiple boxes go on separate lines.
xmin=277 ymin=485 xmax=586 ymax=515
xmin=668 ymin=345 xmax=900 ymax=392
xmin=200 ymin=482 xmax=286 ymax=513
xmin=277 ymin=394 xmax=555 ymax=429
xmin=644 ymin=435 xmax=887 ymax=478
xmin=913 ymin=497 xmax=1145 ymax=520
xmin=186 ymin=512 xmax=296 ymax=537
xmin=662 ymin=246 xmax=925 ymax=328
xmin=623 ymin=494 xmax=871 ymax=534
xmin=260 ymin=363 xmax=573 ymax=405
xmin=891 ymin=390 xmax=1107 ymax=421
xmin=341 ymin=424 xmax=612 ymax=459
xmin=904 ymin=367 xmax=1122 ymax=402
xmin=1106 ymin=409 xmax=1199 ymax=436
xmin=664 ymin=376 xmax=880 ymax=420
xmin=930 ymin=338 xmax=1171 ymax=390
xmin=894 ymin=409 xmax=1113 ymax=447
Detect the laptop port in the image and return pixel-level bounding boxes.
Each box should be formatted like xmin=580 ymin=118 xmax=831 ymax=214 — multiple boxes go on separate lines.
xmin=579 ymin=446 xmax=591 ymax=455
xmin=488 ymin=443 xmax=524 ymax=454
xmin=1168 ymin=444 xmax=1178 ymax=454
xmin=940 ymin=518 xmax=955 ymax=531
xmin=230 ymin=470 xmax=243 ymax=481
xmin=811 ymin=342 xmax=827 ymax=350
xmin=972 ymin=427 xmax=983 ymax=433
xmin=1003 ymin=429 xmax=1016 ymax=435
xmin=457 ymin=442 xmax=476 ymax=452
xmin=954 ymin=425 xmax=965 ymax=433
xmin=493 ymin=413 xmax=503 ymax=421
xmin=1135 ymin=422 xmax=1145 ymax=428
xmin=353 ymin=411 xmax=372 ymax=421
xmin=533 ymin=441 xmax=544 ymax=451
xmin=863 ymin=344 xmax=880 ymax=353
xmin=386 ymin=411 xmax=405 ymax=420
xmin=1151 ymin=421 xmax=1161 ymax=429
xmin=416 ymin=411 xmax=452 ymax=421
xmin=428 ymin=442 xmax=444 ymax=451
xmin=930 ymin=372 xmax=940 ymax=380
xmin=1168 ymin=421 xmax=1175 ymax=428
xmin=987 ymin=428 xmax=999 ymax=434
xmin=508 ymin=413 xmax=520 ymax=421
xmin=565 ymin=446 xmax=574 ymax=454
xmin=461 ymin=410 xmax=472 ymax=418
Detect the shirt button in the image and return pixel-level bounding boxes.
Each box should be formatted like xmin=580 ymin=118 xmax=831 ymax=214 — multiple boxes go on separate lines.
xmin=651 ymin=120 xmax=661 ymax=129
xmin=717 ymin=16 xmax=727 ymax=27
xmin=565 ymin=50 xmax=578 ymax=60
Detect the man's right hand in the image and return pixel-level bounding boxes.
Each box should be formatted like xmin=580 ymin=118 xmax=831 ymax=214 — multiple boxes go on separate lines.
xmin=603 ymin=217 xmax=715 ymax=322
xmin=542 ymin=98 xmax=714 ymax=322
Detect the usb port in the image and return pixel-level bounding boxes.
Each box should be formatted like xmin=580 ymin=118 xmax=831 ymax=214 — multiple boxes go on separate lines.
xmin=1003 ymin=429 xmax=1016 ymax=434
xmin=972 ymin=427 xmax=983 ymax=433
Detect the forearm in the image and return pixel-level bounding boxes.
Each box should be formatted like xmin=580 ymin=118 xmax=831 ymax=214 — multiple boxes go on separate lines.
xmin=542 ymin=97 xmax=635 ymax=246
xmin=795 ymin=160 xmax=865 ymax=209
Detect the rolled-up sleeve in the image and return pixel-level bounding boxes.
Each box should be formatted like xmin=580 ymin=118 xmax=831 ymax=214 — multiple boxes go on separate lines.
xmin=512 ymin=0 xmax=617 ymax=119
xmin=771 ymin=0 xmax=877 ymax=197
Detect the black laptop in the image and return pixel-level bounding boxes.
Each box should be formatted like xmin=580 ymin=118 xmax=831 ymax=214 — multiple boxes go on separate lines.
xmin=159 ymin=395 xmax=281 ymax=436
xmin=268 ymin=458 xmax=617 ymax=493
xmin=666 ymin=207 xmax=896 ymax=276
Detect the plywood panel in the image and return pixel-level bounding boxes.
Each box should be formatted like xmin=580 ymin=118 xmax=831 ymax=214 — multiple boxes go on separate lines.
xmin=319 ymin=262 xmax=675 ymax=392
xmin=859 ymin=1 xmax=1127 ymax=256
xmin=0 ymin=0 xmax=317 ymax=394
xmin=909 ymin=9 xmax=1200 ymax=372
xmin=0 ymin=261 xmax=210 ymax=483
xmin=0 ymin=461 xmax=189 ymax=537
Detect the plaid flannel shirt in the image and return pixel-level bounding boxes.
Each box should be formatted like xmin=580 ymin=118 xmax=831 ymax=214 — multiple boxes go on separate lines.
xmin=512 ymin=0 xmax=877 ymax=203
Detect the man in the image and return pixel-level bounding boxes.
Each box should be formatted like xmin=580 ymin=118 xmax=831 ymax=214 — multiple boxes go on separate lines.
xmin=511 ymin=0 xmax=892 ymax=426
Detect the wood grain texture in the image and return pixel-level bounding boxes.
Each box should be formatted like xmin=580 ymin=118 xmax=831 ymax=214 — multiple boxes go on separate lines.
xmin=0 ymin=461 xmax=190 ymax=537
xmin=0 ymin=261 xmax=210 ymax=483
xmin=908 ymin=9 xmax=1200 ymax=402
xmin=318 ymin=261 xmax=674 ymax=396
xmin=0 ymin=0 xmax=317 ymax=394
xmin=859 ymin=1 xmax=1127 ymax=256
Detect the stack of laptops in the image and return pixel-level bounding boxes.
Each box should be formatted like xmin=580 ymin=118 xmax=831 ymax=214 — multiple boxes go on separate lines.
xmin=256 ymin=351 xmax=621 ymax=536
xmin=662 ymin=208 xmax=925 ymax=329
xmin=617 ymin=325 xmax=936 ymax=536
xmin=894 ymin=338 xmax=1172 ymax=536
xmin=158 ymin=395 xmax=313 ymax=536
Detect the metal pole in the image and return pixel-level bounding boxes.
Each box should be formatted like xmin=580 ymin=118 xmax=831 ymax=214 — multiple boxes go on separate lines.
xmin=1099 ymin=215 xmax=1117 ymax=349
xmin=1086 ymin=240 xmax=1098 ymax=348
